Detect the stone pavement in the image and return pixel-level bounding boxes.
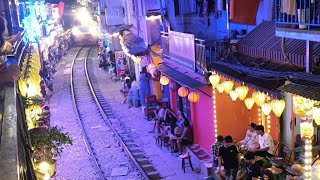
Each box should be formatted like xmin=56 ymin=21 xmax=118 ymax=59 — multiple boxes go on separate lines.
xmin=91 ymin=56 xmax=205 ymax=180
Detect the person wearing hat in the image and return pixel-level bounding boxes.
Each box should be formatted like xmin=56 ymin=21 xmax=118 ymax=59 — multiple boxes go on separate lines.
xmin=237 ymin=123 xmax=259 ymax=150
xmin=286 ymin=164 xmax=303 ymax=180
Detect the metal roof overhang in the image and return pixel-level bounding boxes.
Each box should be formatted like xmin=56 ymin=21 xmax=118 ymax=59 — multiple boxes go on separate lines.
xmin=157 ymin=64 xmax=205 ymax=90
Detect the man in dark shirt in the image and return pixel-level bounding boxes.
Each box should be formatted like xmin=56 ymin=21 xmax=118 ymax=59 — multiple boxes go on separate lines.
xmin=216 ymin=135 xmax=240 ymax=180
xmin=237 ymin=152 xmax=261 ymax=180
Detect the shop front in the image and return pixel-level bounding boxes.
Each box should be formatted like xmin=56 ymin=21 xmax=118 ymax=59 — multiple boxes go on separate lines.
xmin=157 ymin=31 xmax=213 ymax=152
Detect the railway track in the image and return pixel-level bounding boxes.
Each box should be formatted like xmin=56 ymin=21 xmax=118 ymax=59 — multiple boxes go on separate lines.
xmin=70 ymin=47 xmax=160 ymax=179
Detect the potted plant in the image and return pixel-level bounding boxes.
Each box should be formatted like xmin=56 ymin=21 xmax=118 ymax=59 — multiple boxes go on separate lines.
xmin=29 ymin=126 xmax=72 ymax=177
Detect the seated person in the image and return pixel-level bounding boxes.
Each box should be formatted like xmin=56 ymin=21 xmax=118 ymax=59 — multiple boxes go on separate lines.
xmin=176 ymin=120 xmax=193 ymax=155
xmin=216 ymin=135 xmax=240 ymax=180
xmin=149 ymin=102 xmax=165 ymax=133
xmin=286 ymin=164 xmax=303 ymax=180
xmin=238 ymin=123 xmax=259 ymax=150
xmin=175 ymin=111 xmax=187 ymax=127
xmin=163 ymin=108 xmax=177 ymax=134
xmin=237 ymin=152 xmax=261 ymax=180
xmin=311 ymin=150 xmax=320 ymax=180
xmin=211 ymin=135 xmax=224 ymax=168
xmin=249 ymin=125 xmax=274 ymax=158
xmin=127 ymin=81 xmax=140 ymax=108
xmin=262 ymin=169 xmax=276 ymax=180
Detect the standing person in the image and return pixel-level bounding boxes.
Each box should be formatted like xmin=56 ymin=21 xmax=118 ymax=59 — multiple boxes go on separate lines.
xmin=238 ymin=123 xmax=259 ymax=150
xmin=237 ymin=152 xmax=261 ymax=180
xmin=139 ymin=66 xmax=151 ymax=109
xmin=216 ymin=135 xmax=240 ymax=180
xmin=212 ymin=135 xmax=224 ymax=169
xmin=250 ymin=125 xmax=274 ymax=157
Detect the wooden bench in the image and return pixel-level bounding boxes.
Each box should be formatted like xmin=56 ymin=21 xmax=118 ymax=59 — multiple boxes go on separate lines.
xmin=187 ymin=144 xmax=213 ymax=176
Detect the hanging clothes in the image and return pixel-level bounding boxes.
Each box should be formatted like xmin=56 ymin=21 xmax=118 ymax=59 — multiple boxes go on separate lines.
xmin=230 ymin=0 xmax=260 ymax=25
xmin=281 ymin=0 xmax=296 ymax=15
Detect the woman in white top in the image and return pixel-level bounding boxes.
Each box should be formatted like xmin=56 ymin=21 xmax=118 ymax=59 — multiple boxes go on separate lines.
xmin=238 ymin=123 xmax=259 ymax=150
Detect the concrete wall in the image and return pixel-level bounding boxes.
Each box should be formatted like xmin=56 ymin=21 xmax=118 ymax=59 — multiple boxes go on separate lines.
xmin=165 ymin=0 xmax=273 ymax=40
xmin=104 ymin=0 xmax=125 ymax=26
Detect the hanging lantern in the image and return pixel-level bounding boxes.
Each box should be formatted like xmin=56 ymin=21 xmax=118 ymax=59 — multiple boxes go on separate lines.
xmin=216 ymin=83 xmax=224 ymax=93
xmin=188 ymin=91 xmax=200 ymax=103
xmin=222 ymin=81 xmax=234 ymax=94
xmin=293 ymin=95 xmax=306 ymax=116
xmin=229 ymin=90 xmax=238 ymax=101
xmin=244 ymin=97 xmax=255 ymax=110
xmin=300 ymin=117 xmax=314 ymax=139
xmin=270 ymin=99 xmax=285 ymax=118
xmin=160 ymin=76 xmax=169 ymax=85
xmin=178 ymin=87 xmax=189 ymax=97
xmin=252 ymin=91 xmax=267 ymax=107
xmin=262 ymin=103 xmax=272 ymax=116
xmin=235 ymin=85 xmax=249 ymax=101
xmin=209 ymin=74 xmax=220 ymax=88
xmin=313 ymin=106 xmax=320 ymax=126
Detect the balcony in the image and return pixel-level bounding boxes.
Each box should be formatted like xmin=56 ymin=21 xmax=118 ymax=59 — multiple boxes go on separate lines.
xmin=275 ymin=0 xmax=320 ymax=41
xmin=160 ymin=32 xmax=229 ymax=75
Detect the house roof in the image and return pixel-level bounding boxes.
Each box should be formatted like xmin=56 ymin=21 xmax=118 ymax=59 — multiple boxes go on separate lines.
xmin=237 ymin=21 xmax=320 ymax=68
xmin=208 ymin=52 xmax=320 ymax=100
xmin=157 ymin=64 xmax=205 ymax=90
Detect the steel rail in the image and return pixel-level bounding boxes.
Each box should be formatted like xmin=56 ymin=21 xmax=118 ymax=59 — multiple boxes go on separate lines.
xmin=84 ymin=48 xmax=150 ymax=180
xmin=70 ymin=47 xmax=106 ymax=180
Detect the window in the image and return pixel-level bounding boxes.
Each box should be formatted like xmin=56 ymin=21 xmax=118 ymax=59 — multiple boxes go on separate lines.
xmin=174 ymin=0 xmax=196 ymax=15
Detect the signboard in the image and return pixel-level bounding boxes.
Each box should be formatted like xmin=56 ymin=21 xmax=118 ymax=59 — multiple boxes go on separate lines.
xmin=169 ymin=31 xmax=195 ymax=71
xmin=115 ymin=51 xmax=129 ymax=78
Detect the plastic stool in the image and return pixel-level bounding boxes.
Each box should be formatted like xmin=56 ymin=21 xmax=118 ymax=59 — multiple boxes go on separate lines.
xmin=180 ymin=153 xmax=194 ymax=173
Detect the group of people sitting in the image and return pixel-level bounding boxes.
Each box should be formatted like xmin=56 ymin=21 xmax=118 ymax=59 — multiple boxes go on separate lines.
xmin=211 ymin=123 xmax=320 ymax=180
xmin=149 ymin=103 xmax=193 ymax=155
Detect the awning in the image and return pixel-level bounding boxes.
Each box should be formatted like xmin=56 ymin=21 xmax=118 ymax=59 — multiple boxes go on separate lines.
xmin=279 ymin=79 xmax=320 ymax=101
xmin=122 ymin=32 xmax=148 ymax=55
xmin=102 ymin=24 xmax=132 ymax=35
xmin=157 ymin=65 xmax=205 ymax=90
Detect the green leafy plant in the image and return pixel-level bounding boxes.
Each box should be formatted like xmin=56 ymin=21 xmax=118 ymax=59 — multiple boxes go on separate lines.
xmin=29 ymin=126 xmax=73 ymax=161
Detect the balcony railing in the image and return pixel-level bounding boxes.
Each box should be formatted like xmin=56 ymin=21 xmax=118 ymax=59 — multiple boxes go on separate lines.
xmin=275 ymin=0 xmax=320 ymax=30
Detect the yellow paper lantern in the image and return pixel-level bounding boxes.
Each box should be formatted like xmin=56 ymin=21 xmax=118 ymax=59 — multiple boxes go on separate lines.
xmin=235 ymin=85 xmax=249 ymax=101
xmin=293 ymin=95 xmax=306 ymax=116
xmin=271 ymin=99 xmax=285 ymax=118
xmin=244 ymin=97 xmax=255 ymax=110
xmin=216 ymin=83 xmax=224 ymax=94
xmin=262 ymin=103 xmax=272 ymax=116
xmin=209 ymin=74 xmax=220 ymax=88
xmin=178 ymin=87 xmax=189 ymax=97
xmin=160 ymin=76 xmax=169 ymax=85
xmin=252 ymin=91 xmax=267 ymax=107
xmin=188 ymin=91 xmax=200 ymax=103
xmin=313 ymin=106 xmax=320 ymax=126
xmin=222 ymin=81 xmax=234 ymax=94
xmin=229 ymin=90 xmax=238 ymax=101
xmin=300 ymin=117 xmax=314 ymax=139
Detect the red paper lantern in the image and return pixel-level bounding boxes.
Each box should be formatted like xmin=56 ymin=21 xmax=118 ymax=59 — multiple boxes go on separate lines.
xmin=188 ymin=91 xmax=200 ymax=103
xmin=178 ymin=87 xmax=189 ymax=97
xmin=160 ymin=76 xmax=169 ymax=85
